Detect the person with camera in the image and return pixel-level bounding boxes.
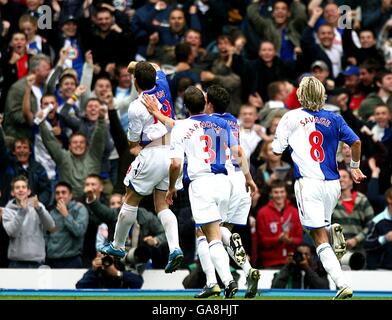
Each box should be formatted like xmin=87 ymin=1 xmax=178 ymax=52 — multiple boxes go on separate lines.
xmin=75 ymin=251 xmax=143 ymax=289
xmin=271 ymin=243 xmax=330 ymax=289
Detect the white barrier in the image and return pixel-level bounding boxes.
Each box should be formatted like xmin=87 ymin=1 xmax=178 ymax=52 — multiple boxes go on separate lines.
xmin=0 ymin=268 xmax=391 ymax=291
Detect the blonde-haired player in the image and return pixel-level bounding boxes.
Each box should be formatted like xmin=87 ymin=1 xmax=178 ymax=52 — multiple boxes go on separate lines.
xmin=272 ymin=76 xmax=366 ymax=299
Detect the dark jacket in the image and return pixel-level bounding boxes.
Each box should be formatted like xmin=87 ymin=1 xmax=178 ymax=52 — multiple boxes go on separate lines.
xmin=271 ymin=261 xmax=330 ymax=289
xmin=249 ymin=56 xmax=293 ymax=102
xmin=0 ymin=129 xmax=51 ymax=207
xmin=364 ymin=208 xmax=392 ymax=270
xmin=75 ymin=269 xmax=143 ymax=289
xmin=300 ymin=25 xmax=335 ymax=77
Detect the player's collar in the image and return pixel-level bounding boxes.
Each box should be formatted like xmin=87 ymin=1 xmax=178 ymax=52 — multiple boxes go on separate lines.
xmin=189 ymin=113 xmax=208 ymax=119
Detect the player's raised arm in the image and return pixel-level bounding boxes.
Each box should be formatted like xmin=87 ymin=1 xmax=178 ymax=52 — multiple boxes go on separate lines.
xmin=142 ymin=94 xmax=175 ymax=128
xmin=127 ymin=61 xmax=161 ymax=75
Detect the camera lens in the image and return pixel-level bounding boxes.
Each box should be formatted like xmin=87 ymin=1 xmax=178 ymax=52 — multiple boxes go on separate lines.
xmin=293 ymin=251 xmax=304 ymax=264
xmin=102 ymin=255 xmax=114 ymax=267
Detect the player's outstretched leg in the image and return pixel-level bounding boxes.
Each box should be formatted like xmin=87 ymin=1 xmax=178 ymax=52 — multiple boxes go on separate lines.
xmin=312 ymin=228 xmax=353 ymax=300
xmin=155 ymin=190 xmax=184 ymax=273
xmin=220 ymin=227 xmax=261 ymax=298
xmin=194 ymin=233 xmax=220 ymax=298
xmin=98 ymin=201 xmax=139 ymax=258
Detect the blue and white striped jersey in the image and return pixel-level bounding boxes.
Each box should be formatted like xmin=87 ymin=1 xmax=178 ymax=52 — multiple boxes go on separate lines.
xmin=212 ymin=112 xmax=241 ymax=172
xmin=127 ymin=70 xmax=174 ymax=145
xmin=272 ymin=108 xmax=359 ymax=180
xmin=170 ymin=114 xmax=238 ymax=184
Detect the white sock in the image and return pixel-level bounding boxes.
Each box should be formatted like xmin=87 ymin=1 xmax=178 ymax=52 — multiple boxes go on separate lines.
xmin=220 ymin=226 xmax=251 ymax=273
xmin=158 ymin=209 xmax=180 ymax=252
xmin=113 ymin=203 xmax=137 ymax=249
xmin=242 ymin=259 xmax=252 ymax=275
xmin=317 ymin=242 xmax=347 ymax=289
xmin=209 ymin=240 xmax=233 ymax=287
xmin=196 ymin=236 xmax=217 ymax=286
xmin=220 ymin=226 xmax=232 ymax=246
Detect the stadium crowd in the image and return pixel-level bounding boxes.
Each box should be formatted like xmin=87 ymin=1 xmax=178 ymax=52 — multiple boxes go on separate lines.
xmin=0 ymin=0 xmax=392 ymax=287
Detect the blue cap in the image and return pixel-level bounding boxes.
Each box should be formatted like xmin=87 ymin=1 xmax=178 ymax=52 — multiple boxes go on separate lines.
xmin=341 ymin=65 xmax=360 ymax=76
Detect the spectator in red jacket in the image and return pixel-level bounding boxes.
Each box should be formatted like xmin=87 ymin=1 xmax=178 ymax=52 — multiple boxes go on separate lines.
xmin=256 ymin=180 xmax=303 ymax=268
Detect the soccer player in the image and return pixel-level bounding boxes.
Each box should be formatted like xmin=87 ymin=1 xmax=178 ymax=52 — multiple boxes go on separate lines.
xmin=272 ymin=76 xmax=367 ymax=300
xmin=98 ymin=61 xmax=183 ymax=274
xmin=145 ymin=86 xmax=256 ymax=298
xmin=193 ymin=85 xmax=260 ymax=299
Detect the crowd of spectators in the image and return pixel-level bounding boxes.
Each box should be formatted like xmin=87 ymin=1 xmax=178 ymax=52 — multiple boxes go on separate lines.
xmin=1 ymin=0 xmax=392 ymax=286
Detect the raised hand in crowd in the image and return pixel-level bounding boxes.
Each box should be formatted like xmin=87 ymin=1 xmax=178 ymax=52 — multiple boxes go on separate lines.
xmin=85 ymin=50 xmax=94 ymax=65
xmin=56 ymin=199 xmax=69 ymax=217
xmin=101 ymin=91 xmax=114 ymax=110
xmin=84 ymin=186 xmax=96 ymax=203
xmin=26 ymin=74 xmax=36 ymax=89
xmin=9 ymin=51 xmax=21 ymax=65
xmin=58 ymin=47 xmax=69 ymax=67
xmin=248 ymin=92 xmax=263 ymax=109
xmin=99 ymin=104 xmax=108 ymax=119
xmin=368 ymin=158 xmax=381 ymax=178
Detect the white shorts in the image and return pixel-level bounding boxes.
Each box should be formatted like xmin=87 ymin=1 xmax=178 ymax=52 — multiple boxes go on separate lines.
xmin=223 ymin=171 xmax=251 ymax=225
xmin=188 ymin=174 xmax=232 ymax=226
xmin=123 ymin=145 xmax=182 ymax=196
xmin=294 ymin=177 xmax=341 ymax=229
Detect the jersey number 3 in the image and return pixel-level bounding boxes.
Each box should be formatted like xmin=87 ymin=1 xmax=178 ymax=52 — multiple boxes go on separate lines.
xmin=309 ymin=131 xmax=325 ymax=163
xmin=200 ymin=135 xmax=216 ymax=164
xmin=153 ymin=99 xmax=172 ymax=124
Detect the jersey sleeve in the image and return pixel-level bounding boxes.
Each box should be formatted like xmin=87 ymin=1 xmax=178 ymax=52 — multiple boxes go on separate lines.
xmin=127 ymin=104 xmax=143 ymax=142
xmin=169 ymin=124 xmax=185 ymax=160
xmin=337 ymin=115 xmax=359 ymax=146
xmin=156 ymin=70 xmax=168 ymax=89
xmin=272 ymin=112 xmax=291 ymax=154
xmin=225 ymin=122 xmax=238 ymax=149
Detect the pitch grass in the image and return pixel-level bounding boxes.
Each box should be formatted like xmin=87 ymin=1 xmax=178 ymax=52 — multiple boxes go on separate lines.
xmin=1 ymin=295 xmax=391 ymax=300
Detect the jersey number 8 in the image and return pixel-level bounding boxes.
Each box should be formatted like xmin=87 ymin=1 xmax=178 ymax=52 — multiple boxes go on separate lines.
xmin=309 ymin=131 xmax=325 ymax=163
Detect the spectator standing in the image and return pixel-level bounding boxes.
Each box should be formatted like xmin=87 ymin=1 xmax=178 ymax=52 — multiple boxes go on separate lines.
xmin=364 ymin=187 xmax=392 ymax=270
xmin=2 ymin=176 xmax=55 ymax=268
xmin=46 ymin=181 xmax=88 ymax=268
xmin=256 ymin=180 xmax=303 ymax=268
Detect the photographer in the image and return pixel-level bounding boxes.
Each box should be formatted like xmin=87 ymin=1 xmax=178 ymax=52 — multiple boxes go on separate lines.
xmin=271 ymin=243 xmax=330 ymax=289
xmin=75 ymin=251 xmax=143 ymax=289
